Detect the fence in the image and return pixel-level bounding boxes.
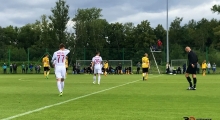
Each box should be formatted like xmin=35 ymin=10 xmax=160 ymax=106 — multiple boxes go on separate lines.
xmin=1 ymin=46 xmax=220 ymax=74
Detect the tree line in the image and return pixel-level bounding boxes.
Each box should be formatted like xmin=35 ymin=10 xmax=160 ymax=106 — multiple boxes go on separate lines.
xmin=0 ymin=0 xmax=220 ymax=66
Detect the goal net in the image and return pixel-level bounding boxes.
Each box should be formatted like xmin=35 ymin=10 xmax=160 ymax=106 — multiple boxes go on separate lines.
xmin=75 ymin=60 xmax=132 ymax=73
xmin=171 ymin=59 xmax=187 ymax=71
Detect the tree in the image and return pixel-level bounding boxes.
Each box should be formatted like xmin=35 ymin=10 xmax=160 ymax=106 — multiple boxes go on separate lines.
xmin=34 ymin=15 xmax=56 ymax=49
xmin=132 ymin=20 xmax=156 ymax=62
xmin=123 ymin=22 xmax=135 ymax=60
xmin=134 ymin=20 xmax=155 ymax=50
xmin=72 ymin=7 xmax=105 ymax=60
xmin=107 ymin=22 xmax=125 ymax=59
xmin=211 ymin=5 xmax=220 ymax=36
xmin=49 ymin=0 xmax=70 ymax=44
xmin=211 ymin=5 xmax=220 ymax=14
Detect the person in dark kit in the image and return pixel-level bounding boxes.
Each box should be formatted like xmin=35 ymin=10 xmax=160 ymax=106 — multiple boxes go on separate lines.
xmin=185 ymin=46 xmax=198 ymax=90
xmin=177 ymin=66 xmax=181 ymax=74
xmin=117 ymin=63 xmax=122 ymax=74
xmin=83 ymin=67 xmax=87 ymax=73
xmin=128 ymin=66 xmax=132 ymax=74
xmin=13 ymin=63 xmax=17 ymax=74
xmin=115 ymin=66 xmax=118 ymax=74
xmin=72 ymin=63 xmax=76 ymax=74
xmin=108 ymin=66 xmax=113 ymax=74
xmin=26 ymin=64 xmax=29 ymax=73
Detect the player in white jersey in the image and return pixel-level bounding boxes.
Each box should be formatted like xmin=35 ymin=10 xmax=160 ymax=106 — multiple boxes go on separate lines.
xmin=91 ymin=51 xmax=103 ymax=85
xmin=51 ymin=43 xmax=70 ymax=96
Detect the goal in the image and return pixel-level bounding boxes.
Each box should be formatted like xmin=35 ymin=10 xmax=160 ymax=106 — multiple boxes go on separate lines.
xmin=75 ymin=60 xmax=132 ymax=73
xmin=171 ymin=59 xmax=187 ymax=70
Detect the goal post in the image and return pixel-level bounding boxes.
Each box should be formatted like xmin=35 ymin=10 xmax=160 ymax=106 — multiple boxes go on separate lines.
xmin=75 ymin=60 xmax=132 ymax=73
xmin=171 ymin=59 xmax=187 ymax=71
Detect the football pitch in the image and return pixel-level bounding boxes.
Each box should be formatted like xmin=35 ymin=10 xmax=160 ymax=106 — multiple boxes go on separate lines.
xmin=0 ymin=74 xmax=219 ymax=120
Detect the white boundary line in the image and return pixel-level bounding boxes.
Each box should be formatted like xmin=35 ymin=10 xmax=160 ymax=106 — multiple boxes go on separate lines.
xmin=2 ymin=75 xmax=162 ymax=120
xmin=18 ymin=78 xmax=32 ymax=81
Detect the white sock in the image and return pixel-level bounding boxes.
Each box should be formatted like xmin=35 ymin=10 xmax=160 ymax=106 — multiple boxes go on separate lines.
xmin=93 ymin=76 xmax=96 ymax=82
xmin=61 ymin=81 xmax=64 ymax=91
xmin=98 ymin=75 xmax=101 ymax=84
xmin=57 ymin=81 xmax=62 ymax=93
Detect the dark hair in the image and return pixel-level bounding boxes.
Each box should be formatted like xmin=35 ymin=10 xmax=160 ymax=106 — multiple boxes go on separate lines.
xmin=96 ymin=51 xmax=100 ymax=55
xmin=59 ymin=43 xmax=65 ymax=49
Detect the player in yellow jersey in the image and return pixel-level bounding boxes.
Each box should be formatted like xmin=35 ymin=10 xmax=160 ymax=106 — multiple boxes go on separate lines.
xmin=103 ymin=60 xmax=109 ymax=76
xmin=142 ymin=53 xmax=150 ymax=81
xmin=202 ymin=60 xmax=207 ymax=76
xmin=42 ymin=54 xmax=50 ymax=79
xmin=65 ymin=56 xmax=68 ymax=77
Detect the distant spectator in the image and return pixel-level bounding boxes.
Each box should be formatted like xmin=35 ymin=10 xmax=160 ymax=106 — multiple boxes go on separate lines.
xmin=177 ymin=66 xmax=181 ymax=74
xmin=122 ymin=67 xmax=128 ymax=74
xmin=151 ymin=45 xmax=156 ymax=51
xmin=13 ymin=63 xmax=17 ymax=74
xmin=77 ymin=62 xmax=81 ymax=74
xmin=157 ymin=39 xmax=162 ymax=50
xmin=10 ymin=63 xmax=13 ymax=73
xmin=26 ymin=64 xmax=29 ymax=73
xmin=212 ymin=63 xmax=216 ymax=73
xmin=136 ymin=62 xmax=141 ymax=74
xmin=35 ymin=64 xmax=38 ymax=73
xmin=197 ymin=62 xmax=200 ymax=74
xmin=38 ymin=65 xmax=41 ymax=73
xmin=118 ymin=63 xmax=122 ymax=74
xmin=29 ymin=64 xmax=33 ymax=72
xmin=108 ymin=66 xmax=114 ymax=74
xmin=2 ymin=63 xmax=7 ymax=74
xmin=83 ymin=67 xmax=87 ymax=73
xmin=21 ymin=63 xmax=25 ymax=73
xmin=172 ymin=67 xmax=177 ymax=74
xmin=128 ymin=66 xmax=132 ymax=74
xmin=115 ymin=66 xmax=118 ymax=74
xmin=166 ymin=62 xmax=170 ymax=74
xmin=72 ymin=63 xmax=76 ymax=74
xmin=182 ymin=63 xmax=186 ymax=74
xmin=207 ymin=62 xmax=211 ymax=74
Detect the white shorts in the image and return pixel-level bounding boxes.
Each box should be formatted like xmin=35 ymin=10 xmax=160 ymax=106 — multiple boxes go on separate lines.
xmin=55 ymin=66 xmax=66 ymax=79
xmin=94 ymin=67 xmax=102 ymax=74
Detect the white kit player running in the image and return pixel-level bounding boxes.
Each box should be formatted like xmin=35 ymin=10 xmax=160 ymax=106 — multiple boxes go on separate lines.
xmin=91 ymin=51 xmax=103 ymax=85
xmin=52 ymin=43 xmax=70 ymax=96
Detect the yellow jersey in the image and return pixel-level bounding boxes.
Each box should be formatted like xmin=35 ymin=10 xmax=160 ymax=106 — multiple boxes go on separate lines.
xmin=42 ymin=57 xmax=49 ymax=67
xmin=202 ymin=63 xmax=207 ymax=69
xmin=104 ymin=62 xmax=108 ymax=68
xmin=142 ymin=57 xmax=149 ymax=68
xmin=65 ymin=59 xmax=68 ymax=68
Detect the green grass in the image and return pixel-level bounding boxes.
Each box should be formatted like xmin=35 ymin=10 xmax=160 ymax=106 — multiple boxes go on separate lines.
xmin=0 ymin=74 xmax=219 ymax=120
